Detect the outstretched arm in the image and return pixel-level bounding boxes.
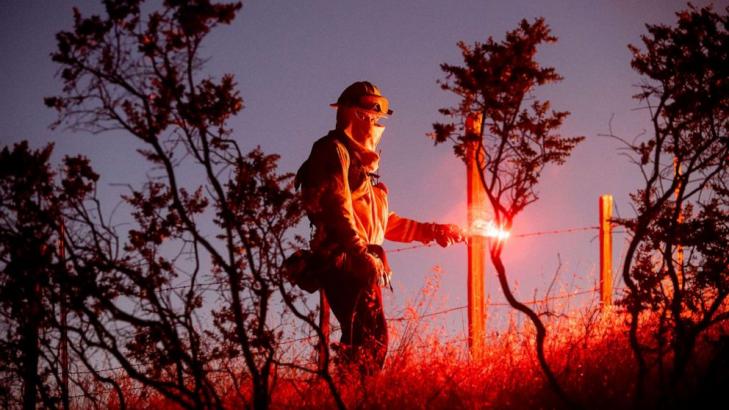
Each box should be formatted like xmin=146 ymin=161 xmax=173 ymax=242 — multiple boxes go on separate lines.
xmin=385 ymin=212 xmax=464 ymax=247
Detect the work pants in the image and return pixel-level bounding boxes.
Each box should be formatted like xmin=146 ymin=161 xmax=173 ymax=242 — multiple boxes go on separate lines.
xmin=322 ymin=270 xmax=388 ymax=373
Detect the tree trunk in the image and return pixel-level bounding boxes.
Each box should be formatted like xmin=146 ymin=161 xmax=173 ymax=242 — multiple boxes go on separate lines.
xmin=490 ymin=249 xmax=577 ymax=409
xmin=253 ymin=381 xmax=269 ymax=410
xmin=670 ymin=328 xmax=697 ymax=390
xmin=21 ymin=277 xmax=41 ymax=410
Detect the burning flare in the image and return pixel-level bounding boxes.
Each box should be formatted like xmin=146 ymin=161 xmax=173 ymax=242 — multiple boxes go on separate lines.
xmin=469 ymin=219 xmax=510 ymax=240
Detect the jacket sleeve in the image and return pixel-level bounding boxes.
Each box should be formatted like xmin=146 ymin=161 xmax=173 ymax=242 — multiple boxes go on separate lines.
xmin=385 ymin=212 xmax=435 ymax=244
xmin=305 ymin=139 xmax=369 ymax=253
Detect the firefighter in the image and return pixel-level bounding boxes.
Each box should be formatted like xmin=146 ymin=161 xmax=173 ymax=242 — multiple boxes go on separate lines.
xmin=295 ymin=81 xmax=464 ymax=373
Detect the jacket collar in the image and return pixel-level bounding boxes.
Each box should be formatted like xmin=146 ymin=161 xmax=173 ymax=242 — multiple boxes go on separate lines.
xmin=330 ymin=129 xmax=380 ymax=173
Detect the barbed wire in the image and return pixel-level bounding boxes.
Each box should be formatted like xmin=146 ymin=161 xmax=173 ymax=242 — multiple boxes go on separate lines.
xmin=387 ymin=224 xmax=624 ymax=253
xmin=388 ymin=287 xmax=602 ymax=321
xmin=128 ymin=224 xmax=614 ymax=291
xmin=387 ymin=242 xmax=437 ymax=253
xmin=513 ymin=226 xmax=599 ymax=238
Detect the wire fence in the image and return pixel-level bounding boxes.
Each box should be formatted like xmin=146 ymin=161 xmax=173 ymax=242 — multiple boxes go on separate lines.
xmin=58 ymin=223 xmax=626 ymax=376
xmin=59 ymin=285 xmax=609 ymax=388
xmin=154 ymin=223 xmax=625 ymax=291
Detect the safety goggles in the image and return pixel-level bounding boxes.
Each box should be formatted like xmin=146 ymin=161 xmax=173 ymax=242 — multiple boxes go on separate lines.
xmin=355 ymin=94 xmax=393 ymax=118
xmin=354 ymin=107 xmax=388 ymax=124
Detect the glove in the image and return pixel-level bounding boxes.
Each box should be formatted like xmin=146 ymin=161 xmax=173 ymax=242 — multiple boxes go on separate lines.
xmin=365 ymin=249 xmax=393 ymax=290
xmin=363 ymin=251 xmax=386 ymax=287
xmin=378 ymin=267 xmax=392 ymax=289
xmin=342 ymin=247 xmax=387 ymax=287
xmin=430 ymin=223 xmax=466 ymax=247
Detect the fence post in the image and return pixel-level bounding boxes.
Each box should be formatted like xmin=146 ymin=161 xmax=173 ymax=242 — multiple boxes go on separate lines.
xmin=599 ymin=195 xmax=613 ymax=307
xmin=466 ymin=112 xmax=485 ymax=360
xmin=317 ymin=292 xmax=330 ymax=372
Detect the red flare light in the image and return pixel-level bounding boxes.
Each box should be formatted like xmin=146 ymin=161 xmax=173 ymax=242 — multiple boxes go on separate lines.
xmin=469 ymin=219 xmax=510 ymax=240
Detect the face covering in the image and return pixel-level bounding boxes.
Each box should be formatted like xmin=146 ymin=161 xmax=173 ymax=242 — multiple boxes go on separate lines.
xmin=340 ymin=109 xmax=384 ymax=172
xmin=351 ymin=108 xmax=387 ymax=149
xmin=371 ymin=124 xmax=385 ymax=148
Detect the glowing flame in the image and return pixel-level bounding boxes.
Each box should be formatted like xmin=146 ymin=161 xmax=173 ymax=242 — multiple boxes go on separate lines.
xmin=470 ymin=219 xmax=510 ymax=240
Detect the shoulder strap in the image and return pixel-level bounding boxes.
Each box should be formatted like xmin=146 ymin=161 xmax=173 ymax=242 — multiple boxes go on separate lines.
xmin=296 ymin=131 xmax=364 ymax=192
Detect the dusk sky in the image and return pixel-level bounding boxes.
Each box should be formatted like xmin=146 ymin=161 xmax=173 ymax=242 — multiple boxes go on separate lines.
xmin=1 ymin=0 xmax=720 ymax=334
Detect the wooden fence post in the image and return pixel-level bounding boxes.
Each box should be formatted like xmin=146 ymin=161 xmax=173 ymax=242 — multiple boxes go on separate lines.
xmin=466 ymin=112 xmax=485 ymax=359
xmin=599 ymin=195 xmax=613 ymax=307
xmin=317 ymin=292 xmax=330 ymax=372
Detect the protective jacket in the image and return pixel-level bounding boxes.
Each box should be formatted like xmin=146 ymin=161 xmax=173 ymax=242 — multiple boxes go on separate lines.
xmin=296 ymin=130 xmax=433 ymax=260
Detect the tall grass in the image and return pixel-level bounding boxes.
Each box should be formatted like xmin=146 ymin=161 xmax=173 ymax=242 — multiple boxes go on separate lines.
xmin=265 ymin=308 xmax=726 ymax=409
xmin=91 ymin=272 xmax=728 ymax=410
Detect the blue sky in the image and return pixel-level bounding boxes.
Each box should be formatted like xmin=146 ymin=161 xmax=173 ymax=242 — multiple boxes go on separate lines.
xmin=1 ymin=0 xmax=719 ymax=334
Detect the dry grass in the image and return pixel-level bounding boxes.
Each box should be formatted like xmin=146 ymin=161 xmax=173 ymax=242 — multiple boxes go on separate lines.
xmin=267 ymin=306 xmax=633 ymax=410
xmin=262 ymin=307 xmax=727 ymax=409
xmin=92 ymin=273 xmax=729 ymax=409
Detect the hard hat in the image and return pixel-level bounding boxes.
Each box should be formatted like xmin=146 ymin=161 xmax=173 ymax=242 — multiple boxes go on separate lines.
xmin=330 ymin=81 xmax=393 ymax=116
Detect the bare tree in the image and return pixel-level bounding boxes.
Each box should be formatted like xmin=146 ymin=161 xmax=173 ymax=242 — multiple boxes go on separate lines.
xmin=431 ymin=18 xmax=584 ymax=408
xmin=612 ymin=4 xmax=729 ymax=405
xmin=44 ymin=1 xmax=341 ymax=409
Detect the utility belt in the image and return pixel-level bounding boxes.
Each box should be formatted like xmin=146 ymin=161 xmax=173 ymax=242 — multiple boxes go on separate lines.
xmin=282 ymin=243 xmax=392 ymax=293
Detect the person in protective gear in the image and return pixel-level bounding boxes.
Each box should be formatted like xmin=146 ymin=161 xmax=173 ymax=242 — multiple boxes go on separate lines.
xmin=295 ymin=81 xmax=464 ymax=373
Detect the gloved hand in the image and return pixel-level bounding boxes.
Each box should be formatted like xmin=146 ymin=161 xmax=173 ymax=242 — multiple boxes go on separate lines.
xmin=344 ymin=247 xmax=387 ymax=287
xmin=431 ymin=223 xmax=466 ymax=247
xmin=363 ymin=251 xmax=386 ymax=287
xmin=378 ymin=268 xmax=392 ymax=289
xmin=364 ymin=250 xmax=394 ymax=290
